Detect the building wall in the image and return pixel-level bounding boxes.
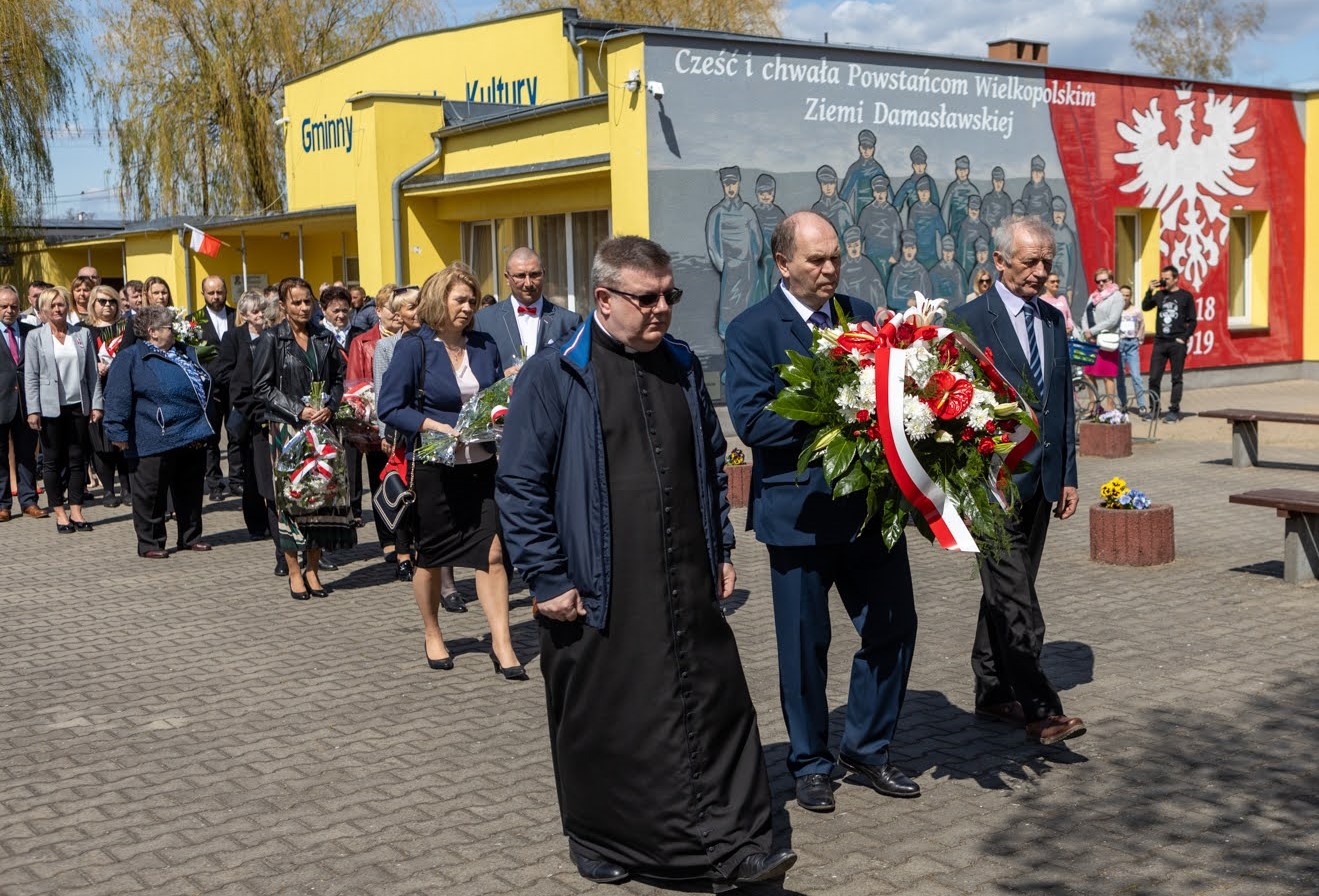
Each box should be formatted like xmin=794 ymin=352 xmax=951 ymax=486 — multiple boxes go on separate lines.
xmin=642 ymin=33 xmax=1306 ymax=386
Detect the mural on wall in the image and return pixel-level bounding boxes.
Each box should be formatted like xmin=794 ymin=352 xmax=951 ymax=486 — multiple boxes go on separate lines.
xmin=644 ymin=38 xmax=1304 ymax=392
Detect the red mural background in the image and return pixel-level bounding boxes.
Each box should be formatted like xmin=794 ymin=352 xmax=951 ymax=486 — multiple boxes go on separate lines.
xmin=1046 ymin=68 xmax=1305 ymax=369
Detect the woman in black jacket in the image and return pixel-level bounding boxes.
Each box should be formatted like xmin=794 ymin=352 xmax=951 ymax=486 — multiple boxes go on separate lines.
xmin=217 ymin=291 xmax=278 ymax=546
xmin=251 ymin=277 xmax=355 ymax=599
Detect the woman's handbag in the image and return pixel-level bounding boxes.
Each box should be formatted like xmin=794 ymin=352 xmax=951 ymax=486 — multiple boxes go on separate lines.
xmin=1097 ymin=332 xmax=1121 ymax=351
xmin=372 ymin=443 xmax=414 ymax=531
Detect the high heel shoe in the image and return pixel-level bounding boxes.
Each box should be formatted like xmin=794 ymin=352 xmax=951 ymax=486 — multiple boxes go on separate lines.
xmin=72 ymin=520 xmax=94 ymax=532
xmin=441 ymin=590 xmax=466 ymax=613
xmin=289 ymin=581 xmax=310 ymax=600
xmin=490 ymin=651 xmax=529 ymax=681
xmin=425 ymin=646 xmax=454 ymax=670
xmin=305 ymin=574 xmax=330 ymax=598
xmin=55 ymin=520 xmax=75 ymax=534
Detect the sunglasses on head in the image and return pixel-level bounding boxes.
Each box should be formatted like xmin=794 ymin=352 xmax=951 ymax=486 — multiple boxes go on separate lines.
xmin=602 ymin=286 xmax=684 ymax=308
xmin=392 ymin=285 xmax=419 ymax=296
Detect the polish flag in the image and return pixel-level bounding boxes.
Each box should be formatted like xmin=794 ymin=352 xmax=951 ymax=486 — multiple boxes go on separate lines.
xmin=186 ymin=225 xmax=221 ymax=257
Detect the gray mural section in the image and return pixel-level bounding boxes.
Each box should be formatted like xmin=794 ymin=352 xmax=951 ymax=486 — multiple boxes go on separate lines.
xmin=644 ymin=37 xmax=1092 ymax=389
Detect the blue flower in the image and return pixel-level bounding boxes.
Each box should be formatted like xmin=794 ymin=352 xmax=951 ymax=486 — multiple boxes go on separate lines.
xmin=1131 ymin=491 xmax=1151 ymax=510
xmin=1118 ymin=492 xmax=1133 ymax=506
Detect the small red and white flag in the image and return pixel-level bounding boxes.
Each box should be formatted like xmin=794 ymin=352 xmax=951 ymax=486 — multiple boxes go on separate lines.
xmin=186 ymin=224 xmax=221 ymax=257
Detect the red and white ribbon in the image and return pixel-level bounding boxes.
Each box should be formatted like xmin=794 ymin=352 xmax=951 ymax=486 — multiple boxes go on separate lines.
xmin=289 ymin=429 xmax=339 ymax=486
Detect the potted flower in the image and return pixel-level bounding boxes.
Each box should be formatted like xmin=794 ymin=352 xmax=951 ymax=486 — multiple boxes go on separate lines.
xmin=1079 ymin=408 xmax=1132 ymax=458
xmin=1090 ymin=477 xmax=1174 ymax=566
xmin=725 ymin=447 xmax=751 ymax=508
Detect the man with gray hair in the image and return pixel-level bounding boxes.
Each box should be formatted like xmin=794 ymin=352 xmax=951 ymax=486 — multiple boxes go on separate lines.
xmin=497 ymin=235 xmax=794 ymax=890
xmin=952 ymin=215 xmax=1085 ymax=746
xmin=0 ymin=284 xmax=43 ymax=519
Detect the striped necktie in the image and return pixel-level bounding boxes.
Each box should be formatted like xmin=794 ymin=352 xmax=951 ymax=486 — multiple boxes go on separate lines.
xmin=1021 ymin=299 xmax=1044 ymax=395
xmin=807 ymin=310 xmax=830 ymax=329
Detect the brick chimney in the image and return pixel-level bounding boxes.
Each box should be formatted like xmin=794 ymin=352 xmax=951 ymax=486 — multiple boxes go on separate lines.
xmin=987 ymin=39 xmax=1049 ymax=64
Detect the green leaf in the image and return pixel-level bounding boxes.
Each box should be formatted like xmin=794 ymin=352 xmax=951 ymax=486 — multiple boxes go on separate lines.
xmin=808 ymin=426 xmax=842 ymax=454
xmin=881 ymin=494 xmax=907 ymax=549
xmin=767 ymin=392 xmax=831 ymax=424
xmin=822 ymin=435 xmax=857 ymax=482
xmin=832 ymin=462 xmax=868 ymax=499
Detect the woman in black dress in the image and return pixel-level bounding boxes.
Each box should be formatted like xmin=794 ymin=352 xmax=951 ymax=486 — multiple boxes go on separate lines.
xmin=251 ymin=277 xmax=354 ymax=599
xmin=378 ymin=266 xmax=522 ymax=676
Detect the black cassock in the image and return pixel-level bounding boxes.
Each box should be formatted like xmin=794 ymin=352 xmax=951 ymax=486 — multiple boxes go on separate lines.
xmin=539 ymin=326 xmax=774 ymax=881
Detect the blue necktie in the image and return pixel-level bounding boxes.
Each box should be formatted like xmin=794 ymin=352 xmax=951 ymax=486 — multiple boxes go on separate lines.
xmin=807 ymin=310 xmax=830 ymax=329
xmin=1021 ymin=300 xmax=1044 ymax=395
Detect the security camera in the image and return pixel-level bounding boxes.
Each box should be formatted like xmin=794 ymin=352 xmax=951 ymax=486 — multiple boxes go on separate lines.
xmin=646 ymin=81 xmax=665 ymax=99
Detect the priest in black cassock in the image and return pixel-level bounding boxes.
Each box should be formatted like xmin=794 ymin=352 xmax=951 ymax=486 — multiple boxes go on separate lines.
xmin=496 ymin=236 xmax=796 ymax=890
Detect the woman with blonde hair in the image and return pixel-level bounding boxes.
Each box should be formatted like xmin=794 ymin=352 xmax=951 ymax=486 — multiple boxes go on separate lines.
xmin=85 ymin=285 xmax=132 ymax=506
xmin=143 ymin=276 xmax=173 ymax=307
xmin=1081 ymin=267 xmax=1123 ymax=414
xmin=69 ymin=275 xmax=96 ymax=324
xmin=378 ymin=267 xmax=523 ymax=677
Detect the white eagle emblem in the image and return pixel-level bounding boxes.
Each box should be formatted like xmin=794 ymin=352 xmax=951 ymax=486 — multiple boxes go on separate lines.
xmin=1114 ymin=84 xmax=1256 ymax=291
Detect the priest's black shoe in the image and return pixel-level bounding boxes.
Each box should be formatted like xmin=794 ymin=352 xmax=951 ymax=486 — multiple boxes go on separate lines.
xmin=839 ymin=756 xmax=921 ymax=798
xmin=795 ymin=773 xmax=835 ymax=812
xmin=719 ymin=849 xmax=797 ymax=888
xmin=570 ymin=849 xmax=628 ymax=884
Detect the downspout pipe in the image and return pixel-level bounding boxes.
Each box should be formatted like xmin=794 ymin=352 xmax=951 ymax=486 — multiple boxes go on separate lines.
xmin=392 ymin=135 xmax=444 ymax=284
xmin=567 ymin=18 xmax=586 ymax=98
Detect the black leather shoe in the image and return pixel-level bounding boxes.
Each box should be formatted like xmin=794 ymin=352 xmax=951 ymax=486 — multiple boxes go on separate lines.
xmin=570 ymin=849 xmax=628 ymax=884
xmin=72 ymin=520 xmax=94 ymax=532
xmin=795 ymin=774 xmax=835 ymax=812
xmin=318 ymin=554 xmax=339 ymax=571
xmin=56 ymin=521 xmax=75 ymax=534
xmin=209 ymin=487 xmax=225 ymax=502
xmin=425 ymin=646 xmax=454 ymax=670
xmin=289 ymin=582 xmax=310 ymax=600
xmin=490 ymin=651 xmax=529 ymax=680
xmin=397 ymin=560 xmax=414 ymax=582
xmin=274 ymin=557 xmax=289 ymax=577
xmin=441 ymin=591 xmax=467 ymax=613
xmin=721 ymin=849 xmax=797 ymax=887
xmin=105 ymin=496 xmax=123 ymax=508
xmin=839 ymin=757 xmax=921 ymax=798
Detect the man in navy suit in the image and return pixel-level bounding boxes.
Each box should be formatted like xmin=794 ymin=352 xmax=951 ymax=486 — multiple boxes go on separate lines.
xmin=952 ymin=214 xmax=1085 ymax=746
xmin=726 ymin=211 xmax=919 ymax=812
xmin=0 ymin=285 xmax=43 ymax=520
xmin=473 ymin=247 xmax=582 ymax=375
xmin=192 ymin=276 xmax=239 ymax=501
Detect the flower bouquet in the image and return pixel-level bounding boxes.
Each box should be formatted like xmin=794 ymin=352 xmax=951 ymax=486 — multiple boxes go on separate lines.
xmin=766 ymin=293 xmax=1038 ymax=555
xmin=334 ymin=381 xmax=379 ymax=450
xmin=414 ymin=373 xmax=515 ymax=465
xmin=175 ymin=311 xmax=218 ymax=362
xmin=275 ymin=382 xmax=349 ymax=513
xmin=1099 ymin=477 xmax=1150 ymax=510
xmin=1093 ymin=408 xmax=1129 ymax=425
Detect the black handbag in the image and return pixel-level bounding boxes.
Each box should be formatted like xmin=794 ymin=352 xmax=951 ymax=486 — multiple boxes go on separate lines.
xmin=370 ymin=334 xmax=425 ymax=532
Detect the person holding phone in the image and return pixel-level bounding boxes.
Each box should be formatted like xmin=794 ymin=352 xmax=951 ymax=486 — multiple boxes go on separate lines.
xmin=1141 ymin=265 xmax=1196 ymax=423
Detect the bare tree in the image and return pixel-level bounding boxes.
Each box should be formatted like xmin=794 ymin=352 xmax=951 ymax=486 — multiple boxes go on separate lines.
xmin=91 ymin=0 xmax=441 ymax=219
xmin=0 ymin=0 xmax=78 ymax=228
xmin=497 ymin=0 xmax=782 ymax=37
xmin=1131 ymin=0 xmax=1267 ymax=81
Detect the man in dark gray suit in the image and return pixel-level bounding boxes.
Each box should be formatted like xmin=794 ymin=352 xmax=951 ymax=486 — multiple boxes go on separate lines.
xmin=473 ymin=247 xmax=582 ymax=375
xmin=952 ymin=215 xmax=1085 ymax=746
xmin=0 ymin=284 xmax=43 ymax=520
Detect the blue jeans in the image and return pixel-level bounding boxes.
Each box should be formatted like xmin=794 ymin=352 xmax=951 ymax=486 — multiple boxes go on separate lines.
xmin=1116 ymin=338 xmax=1147 ymax=409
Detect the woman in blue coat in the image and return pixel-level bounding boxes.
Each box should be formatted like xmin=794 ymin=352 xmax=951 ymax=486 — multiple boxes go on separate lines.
xmin=103 ymin=304 xmax=215 ymax=557
xmin=378 ymin=265 xmax=523 ymax=677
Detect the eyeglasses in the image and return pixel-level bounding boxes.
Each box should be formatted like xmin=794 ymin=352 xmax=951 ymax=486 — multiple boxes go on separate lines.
xmin=1095 ymin=277 xmax=1110 ymax=285
xmin=506 ymin=271 xmax=544 ymax=281
xmin=602 ymin=286 xmax=683 ymax=309
xmin=96 ymin=299 xmax=118 ymax=305
xmin=977 ymin=278 xmax=991 ymax=285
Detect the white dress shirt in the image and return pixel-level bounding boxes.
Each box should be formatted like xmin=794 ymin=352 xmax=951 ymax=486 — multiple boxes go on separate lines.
xmin=207 ymin=306 xmax=229 ymax=341
xmin=512 ymin=296 xmax=544 ymax=358
xmin=780 ymin=283 xmax=832 ymax=327
xmin=993 ymin=281 xmax=1044 ymax=363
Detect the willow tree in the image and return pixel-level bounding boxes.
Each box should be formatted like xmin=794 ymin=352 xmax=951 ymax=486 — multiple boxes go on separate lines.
xmin=92 ymin=0 xmax=439 ymax=218
xmin=497 ymin=0 xmax=782 ymax=36
xmin=1131 ymin=0 xmax=1267 ymax=81
xmin=0 ymin=0 xmax=78 ymax=228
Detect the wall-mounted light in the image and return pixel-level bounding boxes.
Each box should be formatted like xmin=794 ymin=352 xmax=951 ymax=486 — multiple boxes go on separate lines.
xmin=624 ymin=69 xmax=641 ymax=92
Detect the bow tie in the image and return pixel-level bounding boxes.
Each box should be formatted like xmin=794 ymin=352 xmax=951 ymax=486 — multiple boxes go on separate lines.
xmin=516 ymin=305 xmax=538 ymax=317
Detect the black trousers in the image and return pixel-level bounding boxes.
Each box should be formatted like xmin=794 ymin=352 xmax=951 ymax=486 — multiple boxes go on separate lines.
xmin=39 ymin=405 xmax=89 ymax=508
xmin=1 ymin=417 xmax=40 ymax=509
xmin=972 ymin=489 xmax=1064 ymax=723
xmin=129 ymin=444 xmax=206 ymax=554
xmin=1147 ymin=339 xmax=1188 ymax=414
xmin=205 ymin=389 xmax=241 ymax=491
xmin=236 ymin=433 xmax=270 ymax=537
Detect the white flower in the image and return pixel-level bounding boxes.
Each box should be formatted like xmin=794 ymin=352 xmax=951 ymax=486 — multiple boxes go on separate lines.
xmin=903 ymin=395 xmax=935 ymax=441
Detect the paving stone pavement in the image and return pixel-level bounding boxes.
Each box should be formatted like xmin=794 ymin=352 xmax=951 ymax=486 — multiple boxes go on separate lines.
xmin=2 ymin=380 xmax=1317 ymax=896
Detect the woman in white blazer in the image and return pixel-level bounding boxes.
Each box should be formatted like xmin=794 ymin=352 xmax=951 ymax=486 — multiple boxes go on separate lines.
xmin=24 ymin=286 xmax=104 ymax=532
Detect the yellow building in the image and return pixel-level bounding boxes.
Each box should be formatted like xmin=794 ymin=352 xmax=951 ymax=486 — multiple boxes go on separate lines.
xmin=5 ymin=8 xmax=1316 ymax=387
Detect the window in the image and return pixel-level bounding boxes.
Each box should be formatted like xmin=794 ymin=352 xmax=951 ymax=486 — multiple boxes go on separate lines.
xmin=1114 ymin=212 xmax=1140 ymax=290
xmin=570 ymin=210 xmax=611 ymax=313
xmin=464 ymin=211 xmax=612 ymax=313
xmin=462 ymin=221 xmax=497 ymax=296
xmin=1227 ymin=213 xmax=1250 ymax=324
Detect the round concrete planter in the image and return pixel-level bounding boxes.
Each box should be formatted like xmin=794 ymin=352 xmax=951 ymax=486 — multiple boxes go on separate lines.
xmin=1089 ymin=503 xmax=1175 ymax=566
xmin=726 ymin=462 xmax=752 ymax=508
xmin=1079 ymin=421 xmax=1132 ymax=458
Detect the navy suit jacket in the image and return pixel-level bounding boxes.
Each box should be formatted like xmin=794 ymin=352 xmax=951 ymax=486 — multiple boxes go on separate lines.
xmin=473 ymin=298 xmax=581 ymax=368
xmin=377 ymin=325 xmax=503 ymax=437
xmin=0 ymin=320 xmax=36 ymax=423
xmin=952 ymin=285 xmax=1077 ymax=502
xmin=725 ymin=285 xmax=878 ymax=546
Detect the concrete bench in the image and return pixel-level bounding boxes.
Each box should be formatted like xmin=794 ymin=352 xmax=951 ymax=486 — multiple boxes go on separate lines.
xmin=1199 ymin=408 xmax=1319 ymax=467
xmin=1228 ymin=489 xmax=1319 ymax=583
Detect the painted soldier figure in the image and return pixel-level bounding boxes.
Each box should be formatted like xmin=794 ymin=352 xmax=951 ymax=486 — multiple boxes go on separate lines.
xmin=838 ymin=226 xmax=888 ymax=308
xmin=941 ymin=155 xmax=980 ymax=238
xmin=981 ymin=166 xmax=1013 ymax=232
xmin=969 ymin=237 xmax=997 ymax=289
xmin=859 ymin=174 xmax=903 ymax=285
xmin=1050 ymin=196 xmax=1083 ymax=303
xmin=892 ymin=145 xmax=939 ymax=214
xmin=753 ymin=173 xmax=787 ymax=300
xmin=840 ymin=129 xmax=886 ymax=219
xmin=930 ymin=234 xmax=968 ymax=309
xmin=1020 ymin=155 xmax=1054 ymax=222
xmin=811 ymin=165 xmax=855 ymax=246
xmin=906 ymin=174 xmax=947 ymax=270
xmin=956 ymin=194 xmax=992 ymax=275
xmin=886 ymin=230 xmax=933 ymax=310
xmin=706 ymin=166 xmax=765 ymax=338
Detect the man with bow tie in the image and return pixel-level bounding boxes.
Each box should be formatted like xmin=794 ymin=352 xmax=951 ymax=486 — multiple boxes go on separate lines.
xmin=473 ymin=247 xmax=581 ymax=376
xmin=952 ymin=215 xmax=1085 ymax=747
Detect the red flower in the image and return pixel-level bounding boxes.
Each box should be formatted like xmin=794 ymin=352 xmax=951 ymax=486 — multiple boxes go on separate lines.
xmin=867 ymin=424 xmax=882 ymax=440
xmin=830 ymin=346 xmax=847 ymax=359
xmin=896 ymin=322 xmax=917 ymax=345
xmin=977 ymin=437 xmax=995 ymax=456
xmin=998 ymin=434 xmax=1012 ymax=444
xmin=1001 ymin=418 xmax=1018 ymax=433
xmin=921 ymin=370 xmax=975 ymax=420
xmin=983 ymin=347 xmax=994 ymax=363
xmin=984 ymin=420 xmax=997 ymax=434
xmin=937 ymin=338 xmax=960 ymax=366
xmin=858 ymin=358 xmax=875 ymax=369
xmin=961 ymin=427 xmax=974 ymax=441
xmin=855 ymin=409 xmax=871 ymax=423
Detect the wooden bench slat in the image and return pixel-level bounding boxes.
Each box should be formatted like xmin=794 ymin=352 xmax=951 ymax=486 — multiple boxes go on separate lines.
xmin=1200 ymin=408 xmax=1319 ymax=425
xmin=1228 ymin=489 xmax=1319 ymax=515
